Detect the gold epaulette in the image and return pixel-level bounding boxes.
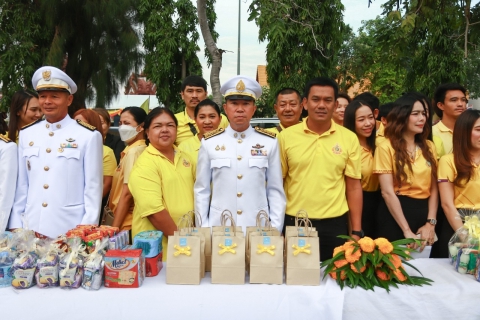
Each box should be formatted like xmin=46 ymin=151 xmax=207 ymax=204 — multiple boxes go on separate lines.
xmin=255 ymin=127 xmax=276 ymax=138
xmin=76 ymin=119 xmax=96 ymax=131
xmin=0 ymin=135 xmax=12 ymax=143
xmin=204 ymin=127 xmax=225 ymax=140
xmin=20 ymin=119 xmax=42 ymax=130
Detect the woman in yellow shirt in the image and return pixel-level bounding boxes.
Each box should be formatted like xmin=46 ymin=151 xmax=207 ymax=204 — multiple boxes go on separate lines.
xmin=344 ymin=100 xmax=379 ymax=238
xmin=109 ymin=107 xmax=147 ymax=232
xmin=73 ymin=109 xmax=116 ymax=199
xmin=374 ymin=94 xmax=438 ymax=250
xmin=129 ymin=108 xmax=196 ymax=261
xmin=438 ymin=109 xmax=480 ymax=257
xmin=178 ymin=99 xmax=222 ymax=159
xmin=7 ymin=90 xmax=42 ymax=142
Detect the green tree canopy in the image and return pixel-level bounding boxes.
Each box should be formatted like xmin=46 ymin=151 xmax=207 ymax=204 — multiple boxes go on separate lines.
xmin=0 ymin=0 xmax=143 ymax=111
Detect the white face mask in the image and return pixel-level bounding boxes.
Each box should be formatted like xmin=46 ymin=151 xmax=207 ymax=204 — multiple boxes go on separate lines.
xmin=118 ymin=124 xmax=140 ymax=143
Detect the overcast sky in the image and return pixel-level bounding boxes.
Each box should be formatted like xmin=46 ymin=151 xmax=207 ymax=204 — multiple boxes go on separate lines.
xmin=197 ymin=0 xmax=384 ymax=88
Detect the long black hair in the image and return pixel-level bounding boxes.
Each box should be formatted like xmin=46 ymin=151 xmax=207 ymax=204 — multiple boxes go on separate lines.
xmin=344 ymin=100 xmax=376 ymax=155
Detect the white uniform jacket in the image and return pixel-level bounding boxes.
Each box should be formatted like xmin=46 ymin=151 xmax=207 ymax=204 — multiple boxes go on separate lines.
xmin=0 ymin=137 xmax=17 ymax=231
xmin=194 ymin=125 xmax=286 ymax=231
xmin=9 ymin=115 xmax=103 ymax=237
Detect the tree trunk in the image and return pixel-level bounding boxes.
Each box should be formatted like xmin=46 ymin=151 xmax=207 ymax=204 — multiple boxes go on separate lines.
xmin=182 ymin=53 xmax=187 ymax=79
xmin=197 ymin=0 xmax=222 ymax=107
xmin=464 ymin=0 xmax=471 ymax=59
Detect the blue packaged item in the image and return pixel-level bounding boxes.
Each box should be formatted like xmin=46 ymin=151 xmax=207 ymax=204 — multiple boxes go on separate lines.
xmin=133 ymin=231 xmax=163 ymax=258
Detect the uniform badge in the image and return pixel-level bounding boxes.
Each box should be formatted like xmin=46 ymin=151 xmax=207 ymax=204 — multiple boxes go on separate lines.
xmin=183 ymin=159 xmax=191 ymax=167
xmin=42 ymin=70 xmax=51 ymax=81
xmin=66 ymin=138 xmax=75 ymax=142
xmin=215 ymin=145 xmax=220 ymax=151
xmin=58 ymin=148 xmax=64 ymax=153
xmin=220 ymin=145 xmax=226 ymax=151
xmin=61 ymin=142 xmax=77 ymax=148
xmin=332 ymin=143 xmax=342 ymax=154
xmin=252 ymin=143 xmax=264 ymax=149
xmin=236 ymin=80 xmax=246 ymax=92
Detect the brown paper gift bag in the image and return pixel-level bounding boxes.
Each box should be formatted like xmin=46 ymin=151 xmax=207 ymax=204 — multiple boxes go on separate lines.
xmin=212 ymin=210 xmax=243 ymax=233
xmin=192 ymin=211 xmax=212 ymax=272
xmin=246 ymin=212 xmax=280 ymax=273
xmin=285 ymin=226 xmax=320 ymax=286
xmin=285 ymin=210 xmax=316 ymax=240
xmin=166 ymin=233 xmax=201 ymax=285
xmin=249 ymin=234 xmax=284 ymax=284
xmin=177 ymin=214 xmax=206 ymax=278
xmin=211 ymin=215 xmax=245 ymax=284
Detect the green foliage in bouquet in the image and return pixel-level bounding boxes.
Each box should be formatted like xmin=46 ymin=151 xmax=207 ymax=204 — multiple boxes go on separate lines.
xmin=321 ymin=236 xmax=433 ymax=292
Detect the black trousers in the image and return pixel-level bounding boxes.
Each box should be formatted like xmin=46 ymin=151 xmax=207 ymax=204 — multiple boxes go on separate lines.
xmin=362 ymin=190 xmax=381 ymax=238
xmin=283 ymin=213 xmax=348 ymax=261
xmin=431 ymin=206 xmax=455 ymax=258
xmin=376 ymin=195 xmax=429 ymax=242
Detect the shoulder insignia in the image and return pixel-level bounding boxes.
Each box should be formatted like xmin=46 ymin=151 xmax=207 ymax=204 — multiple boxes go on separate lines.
xmin=77 ymin=119 xmax=96 ymax=131
xmin=255 ymin=127 xmax=276 ymax=138
xmin=20 ymin=119 xmax=42 ymax=130
xmin=204 ymin=127 xmax=225 ymax=140
xmin=0 ymin=135 xmax=12 ymax=143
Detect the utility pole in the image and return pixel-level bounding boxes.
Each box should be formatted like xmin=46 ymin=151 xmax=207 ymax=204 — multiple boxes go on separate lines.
xmin=237 ymin=0 xmax=241 ymax=75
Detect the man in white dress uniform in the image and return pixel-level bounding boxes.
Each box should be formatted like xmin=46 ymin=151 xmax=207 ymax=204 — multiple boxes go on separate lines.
xmin=194 ymin=75 xmax=286 ymax=231
xmin=9 ymin=66 xmax=103 ymax=238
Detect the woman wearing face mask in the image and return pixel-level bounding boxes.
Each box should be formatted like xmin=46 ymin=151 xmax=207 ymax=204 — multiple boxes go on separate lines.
xmin=7 ymin=90 xmax=43 ymax=142
xmin=178 ymin=99 xmax=222 ymax=159
xmin=344 ymin=100 xmax=379 ymax=238
xmin=109 ymin=107 xmax=147 ymax=232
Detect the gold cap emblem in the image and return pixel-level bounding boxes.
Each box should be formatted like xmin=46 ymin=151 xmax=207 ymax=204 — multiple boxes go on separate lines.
xmin=235 ymin=80 xmax=245 ymax=92
xmin=42 ymin=70 xmax=51 ymax=81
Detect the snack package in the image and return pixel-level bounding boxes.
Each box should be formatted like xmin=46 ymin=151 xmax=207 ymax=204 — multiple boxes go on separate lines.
xmin=11 ymin=233 xmax=38 ymax=289
xmin=0 ymin=232 xmax=17 ymax=288
xmin=455 ymin=248 xmax=478 ymax=275
xmin=145 ymin=252 xmax=163 ymax=277
xmin=448 ymin=210 xmax=480 ymax=264
xmin=133 ymin=231 xmax=163 ymax=258
xmin=104 ymin=249 xmax=145 ymax=287
xmin=59 ymin=239 xmax=87 ymax=289
xmin=35 ymin=240 xmax=62 ymax=288
xmin=82 ymin=238 xmax=109 ymax=290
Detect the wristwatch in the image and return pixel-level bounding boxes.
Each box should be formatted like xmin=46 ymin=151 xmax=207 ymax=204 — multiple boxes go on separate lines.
xmin=351 ymin=230 xmax=364 ymax=238
xmin=427 ymin=218 xmax=437 ymax=226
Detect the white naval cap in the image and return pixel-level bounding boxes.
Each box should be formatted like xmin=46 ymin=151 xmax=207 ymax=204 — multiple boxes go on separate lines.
xmin=31 ymin=66 xmax=77 ymax=94
xmin=220 ymin=75 xmax=262 ymax=101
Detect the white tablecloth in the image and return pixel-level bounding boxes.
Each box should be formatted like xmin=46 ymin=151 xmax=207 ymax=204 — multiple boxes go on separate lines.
xmin=2 ymin=259 xmax=480 ymax=320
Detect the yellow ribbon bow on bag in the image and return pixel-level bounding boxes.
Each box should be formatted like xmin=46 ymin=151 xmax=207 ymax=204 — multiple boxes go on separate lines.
xmin=218 ymin=243 xmax=237 ymax=255
xmin=292 ymin=243 xmax=311 ymax=256
xmin=256 ymin=244 xmax=276 ymax=255
xmin=174 ymin=245 xmax=191 ymax=256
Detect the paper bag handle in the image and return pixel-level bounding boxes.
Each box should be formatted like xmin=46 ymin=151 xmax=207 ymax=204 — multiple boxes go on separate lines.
xmin=297 ymin=218 xmax=313 ymax=237
xmin=221 ymin=210 xmax=234 ymax=226
xmin=177 ymin=214 xmax=194 ymax=235
xmin=223 ymin=215 xmax=239 ymax=237
xmin=188 ymin=210 xmax=202 ymax=228
xmin=295 ymin=210 xmax=309 ymax=227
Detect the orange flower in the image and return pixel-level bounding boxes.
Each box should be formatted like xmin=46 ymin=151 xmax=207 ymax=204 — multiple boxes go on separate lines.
xmin=333 ymin=245 xmax=345 ymax=257
xmin=358 ymin=237 xmax=375 ymax=253
xmin=329 ymin=268 xmax=346 ymax=280
xmin=393 ymin=268 xmax=407 ymax=282
xmin=334 ymin=259 xmax=349 ymax=268
xmin=388 ymin=254 xmax=402 ymax=270
xmin=344 ymin=242 xmax=362 ymax=263
xmin=350 ymin=263 xmax=367 ymax=273
xmin=375 ymin=269 xmax=390 ymax=281
xmin=374 ymin=238 xmax=394 ymax=254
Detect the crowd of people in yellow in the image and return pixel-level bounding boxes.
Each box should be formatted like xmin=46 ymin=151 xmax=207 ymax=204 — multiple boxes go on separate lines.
xmin=1 ymin=65 xmax=478 ymax=262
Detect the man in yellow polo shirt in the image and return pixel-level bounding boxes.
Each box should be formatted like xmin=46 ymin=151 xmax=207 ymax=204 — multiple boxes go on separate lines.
xmin=278 ymin=77 xmax=363 ymax=261
xmin=174 ymin=75 xmax=228 ymax=145
xmin=432 ymin=83 xmax=467 ymax=154
xmin=267 ymin=88 xmax=303 ymax=135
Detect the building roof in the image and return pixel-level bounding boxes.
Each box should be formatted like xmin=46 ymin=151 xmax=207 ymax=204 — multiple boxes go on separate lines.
xmin=256 ymin=65 xmax=268 ymax=87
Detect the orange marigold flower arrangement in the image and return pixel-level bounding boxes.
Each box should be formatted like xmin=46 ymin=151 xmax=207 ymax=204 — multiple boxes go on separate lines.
xmin=321 ymin=236 xmax=433 ymax=292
